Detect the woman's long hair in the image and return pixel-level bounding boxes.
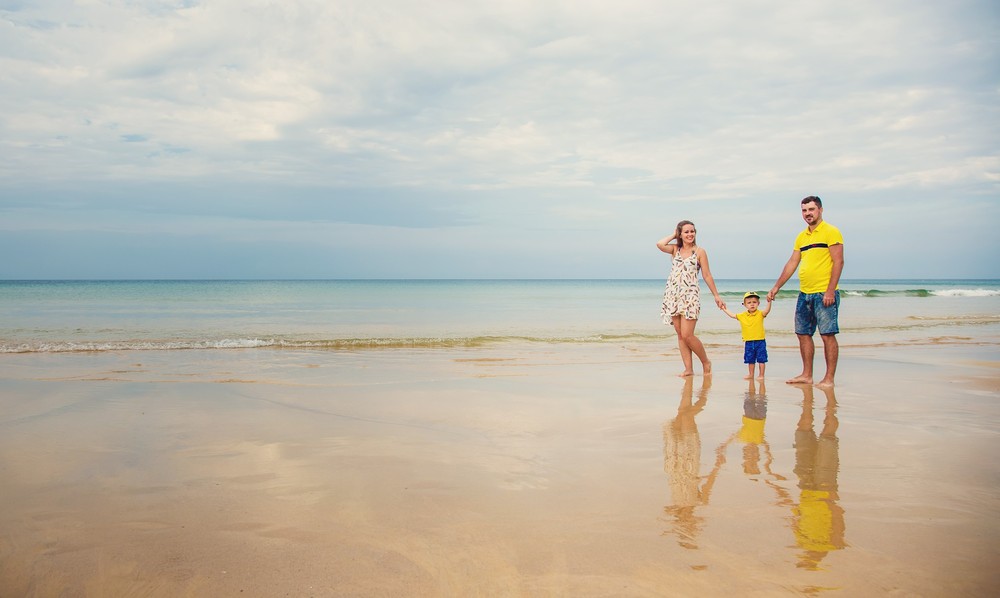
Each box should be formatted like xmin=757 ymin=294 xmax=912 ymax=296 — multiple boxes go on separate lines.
xmin=675 ymin=220 xmax=696 ymax=251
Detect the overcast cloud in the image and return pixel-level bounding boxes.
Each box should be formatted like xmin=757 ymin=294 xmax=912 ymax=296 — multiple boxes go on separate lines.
xmin=1 ymin=0 xmax=997 ymax=279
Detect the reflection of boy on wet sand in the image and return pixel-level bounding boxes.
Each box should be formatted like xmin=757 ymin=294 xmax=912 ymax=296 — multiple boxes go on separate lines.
xmin=792 ymin=385 xmax=846 ymax=569
xmin=738 ymin=379 xmax=768 ymax=475
xmin=662 ymin=377 xmax=720 ymax=549
xmin=721 ymin=379 xmax=789 ymax=495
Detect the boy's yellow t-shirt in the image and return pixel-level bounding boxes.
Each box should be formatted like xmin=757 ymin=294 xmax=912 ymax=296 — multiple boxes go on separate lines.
xmin=736 ymin=310 xmax=766 ymax=341
xmin=738 ymin=416 xmax=765 ymax=444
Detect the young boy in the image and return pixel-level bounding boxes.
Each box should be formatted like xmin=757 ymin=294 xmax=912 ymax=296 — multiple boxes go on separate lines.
xmin=722 ymin=292 xmax=773 ymax=379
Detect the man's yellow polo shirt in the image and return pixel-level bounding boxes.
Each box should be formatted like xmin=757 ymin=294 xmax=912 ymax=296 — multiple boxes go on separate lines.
xmin=795 ymin=221 xmax=844 ymax=294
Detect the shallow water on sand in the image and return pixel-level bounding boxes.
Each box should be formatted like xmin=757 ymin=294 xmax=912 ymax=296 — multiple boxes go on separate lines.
xmin=1 ymin=340 xmax=998 ymax=596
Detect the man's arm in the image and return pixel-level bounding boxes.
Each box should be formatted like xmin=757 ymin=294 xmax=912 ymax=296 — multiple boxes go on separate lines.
xmin=767 ymin=251 xmax=800 ymax=302
xmin=823 ymin=243 xmax=844 ymax=306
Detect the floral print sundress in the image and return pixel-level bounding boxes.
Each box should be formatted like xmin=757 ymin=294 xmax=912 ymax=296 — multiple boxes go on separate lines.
xmin=662 ymin=248 xmax=701 ymax=323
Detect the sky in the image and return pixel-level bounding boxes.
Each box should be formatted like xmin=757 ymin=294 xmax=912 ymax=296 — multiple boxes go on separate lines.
xmin=1 ymin=0 xmax=997 ymax=280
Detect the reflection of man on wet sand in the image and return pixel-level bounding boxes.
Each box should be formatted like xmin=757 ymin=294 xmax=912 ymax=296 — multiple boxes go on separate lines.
xmin=662 ymin=377 xmax=717 ymax=549
xmin=792 ymin=385 xmax=846 ymax=569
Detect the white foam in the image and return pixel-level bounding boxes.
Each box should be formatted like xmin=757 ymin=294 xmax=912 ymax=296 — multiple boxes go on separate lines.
xmin=930 ymin=289 xmax=1000 ymax=297
xmin=0 ymin=338 xmax=279 ymax=353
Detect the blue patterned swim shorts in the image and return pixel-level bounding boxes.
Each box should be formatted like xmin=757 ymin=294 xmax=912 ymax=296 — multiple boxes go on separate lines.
xmin=744 ymin=339 xmax=768 ymax=364
xmin=794 ymin=291 xmax=840 ymax=335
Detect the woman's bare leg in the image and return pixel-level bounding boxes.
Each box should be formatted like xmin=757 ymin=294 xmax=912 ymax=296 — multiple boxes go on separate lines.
xmin=672 ymin=316 xmax=694 ymax=377
xmin=678 ymin=317 xmax=711 ymax=375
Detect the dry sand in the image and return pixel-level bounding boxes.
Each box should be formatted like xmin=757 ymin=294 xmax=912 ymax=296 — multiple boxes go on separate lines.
xmin=1 ymin=342 xmax=998 ymax=597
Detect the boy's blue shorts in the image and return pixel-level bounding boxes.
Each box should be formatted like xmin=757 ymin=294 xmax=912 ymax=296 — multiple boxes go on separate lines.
xmin=794 ymin=291 xmax=840 ymax=335
xmin=744 ymin=339 xmax=768 ymax=364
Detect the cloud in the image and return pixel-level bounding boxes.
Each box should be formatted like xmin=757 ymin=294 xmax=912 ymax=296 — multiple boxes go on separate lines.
xmin=0 ymin=0 xmax=997 ymax=278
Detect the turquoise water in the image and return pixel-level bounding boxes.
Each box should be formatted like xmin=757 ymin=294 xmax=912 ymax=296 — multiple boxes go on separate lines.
xmin=1 ymin=279 xmax=998 ymax=353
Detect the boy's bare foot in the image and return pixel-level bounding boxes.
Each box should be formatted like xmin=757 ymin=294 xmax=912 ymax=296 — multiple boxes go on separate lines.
xmin=743 ymin=374 xmax=753 ymax=380
xmin=786 ymin=375 xmax=813 ymax=384
xmin=677 ymin=370 xmax=694 ymax=378
xmin=756 ymin=375 xmax=765 ymax=380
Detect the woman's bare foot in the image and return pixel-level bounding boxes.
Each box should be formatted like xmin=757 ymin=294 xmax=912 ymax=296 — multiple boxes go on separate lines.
xmin=677 ymin=370 xmax=694 ymax=378
xmin=786 ymin=375 xmax=813 ymax=384
xmin=703 ymin=361 xmax=712 ymax=375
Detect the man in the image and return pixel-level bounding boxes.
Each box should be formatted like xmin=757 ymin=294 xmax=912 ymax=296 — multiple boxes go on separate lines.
xmin=767 ymin=196 xmax=844 ymax=387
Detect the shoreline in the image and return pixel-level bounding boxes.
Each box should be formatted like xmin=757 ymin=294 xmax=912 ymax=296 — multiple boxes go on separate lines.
xmin=1 ymin=342 xmax=998 ymax=596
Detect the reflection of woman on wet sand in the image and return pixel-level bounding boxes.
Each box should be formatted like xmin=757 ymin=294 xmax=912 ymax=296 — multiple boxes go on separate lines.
xmin=661 ymin=377 xmax=720 ymax=549
xmin=792 ymin=385 xmax=846 ymax=569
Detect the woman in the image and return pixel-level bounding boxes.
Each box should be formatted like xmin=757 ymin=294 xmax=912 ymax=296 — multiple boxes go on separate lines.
xmin=657 ymin=220 xmax=726 ymax=377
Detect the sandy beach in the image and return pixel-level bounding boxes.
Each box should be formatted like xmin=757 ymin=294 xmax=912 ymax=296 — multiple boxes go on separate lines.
xmin=1 ymin=340 xmax=998 ymax=597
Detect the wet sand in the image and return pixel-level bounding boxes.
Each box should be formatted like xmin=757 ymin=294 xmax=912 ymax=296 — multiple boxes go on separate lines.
xmin=1 ymin=342 xmax=998 ymax=597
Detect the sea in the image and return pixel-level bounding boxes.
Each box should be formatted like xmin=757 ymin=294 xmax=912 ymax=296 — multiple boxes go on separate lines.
xmin=1 ymin=279 xmax=999 ymax=354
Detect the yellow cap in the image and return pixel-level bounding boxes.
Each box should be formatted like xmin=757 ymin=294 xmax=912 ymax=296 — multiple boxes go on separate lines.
xmin=743 ymin=292 xmax=760 ymax=301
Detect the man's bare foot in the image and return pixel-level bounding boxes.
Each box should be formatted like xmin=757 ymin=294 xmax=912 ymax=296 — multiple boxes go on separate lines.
xmin=814 ymin=379 xmax=835 ymax=388
xmin=786 ymin=375 xmax=813 ymax=384
xmin=677 ymin=370 xmax=694 ymax=378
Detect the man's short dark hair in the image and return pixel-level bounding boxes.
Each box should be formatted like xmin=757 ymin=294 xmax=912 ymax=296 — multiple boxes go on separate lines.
xmin=801 ymin=195 xmax=822 ymax=208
